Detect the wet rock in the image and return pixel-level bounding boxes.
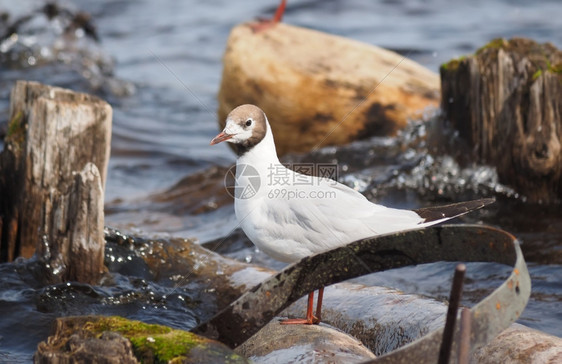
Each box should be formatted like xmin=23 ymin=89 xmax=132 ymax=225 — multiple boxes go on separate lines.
xmin=34 ymin=315 xmax=249 ymax=364
xmin=104 ymin=228 xmax=273 ymax=310
xmin=105 ymin=228 xmax=560 ymax=362
xmin=218 ymin=23 xmax=439 ymax=155
xmin=0 ymin=3 xmax=99 ymax=46
xmin=0 ymin=3 xmax=134 ymax=96
xmin=440 ymin=37 xmax=562 ymax=203
xmin=148 ymin=165 xmax=233 ymax=215
xmin=283 ymin=285 xmax=562 ymax=362
xmin=36 ymin=330 xmax=137 ymax=364
xmin=236 ymin=318 xmax=376 ymax=363
xmin=472 ymin=324 xmax=562 ymax=364
xmin=105 ymin=165 xmax=236 ymax=235
xmin=282 ymin=283 xmax=447 ymax=356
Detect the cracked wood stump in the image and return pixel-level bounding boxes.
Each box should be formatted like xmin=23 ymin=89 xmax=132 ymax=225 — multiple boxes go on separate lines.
xmin=440 ymin=38 xmax=562 ymax=203
xmin=0 ymin=81 xmax=111 ymax=284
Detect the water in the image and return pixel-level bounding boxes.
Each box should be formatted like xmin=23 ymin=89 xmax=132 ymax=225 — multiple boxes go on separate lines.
xmin=1 ymin=0 xmax=562 ymax=361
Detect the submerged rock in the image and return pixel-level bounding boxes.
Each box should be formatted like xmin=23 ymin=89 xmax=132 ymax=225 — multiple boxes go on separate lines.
xmin=148 ymin=165 xmax=233 ymax=215
xmin=218 ymin=23 xmax=439 ymax=155
xmin=104 ymin=228 xmax=273 ymax=310
xmin=34 ymin=315 xmax=249 ymax=364
xmin=0 ymin=2 xmax=133 ymax=96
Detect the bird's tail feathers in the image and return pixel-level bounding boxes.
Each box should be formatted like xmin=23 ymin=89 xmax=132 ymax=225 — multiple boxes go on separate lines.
xmin=414 ymin=198 xmax=495 ymax=225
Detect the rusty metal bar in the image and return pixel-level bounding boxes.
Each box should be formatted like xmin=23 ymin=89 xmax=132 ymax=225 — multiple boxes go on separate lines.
xmin=439 ymin=264 xmax=466 ymax=364
xmin=458 ymin=307 xmax=472 ymax=364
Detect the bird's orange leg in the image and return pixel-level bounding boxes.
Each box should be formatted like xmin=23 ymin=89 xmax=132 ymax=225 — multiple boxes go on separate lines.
xmin=250 ymin=0 xmax=287 ymax=33
xmin=280 ymin=290 xmax=319 ymax=325
xmin=315 ymin=287 xmax=324 ymax=322
xmin=271 ymin=0 xmax=287 ymax=23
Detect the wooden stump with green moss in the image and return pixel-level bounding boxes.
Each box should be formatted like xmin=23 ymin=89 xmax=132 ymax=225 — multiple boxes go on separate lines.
xmin=440 ymin=37 xmax=562 ymax=203
xmin=34 ymin=316 xmax=249 ymax=364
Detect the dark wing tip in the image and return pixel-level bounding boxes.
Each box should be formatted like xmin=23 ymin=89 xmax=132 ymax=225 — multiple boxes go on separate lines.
xmin=414 ymin=198 xmax=495 ymax=223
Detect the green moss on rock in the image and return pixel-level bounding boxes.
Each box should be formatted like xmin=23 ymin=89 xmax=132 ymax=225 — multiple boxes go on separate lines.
xmin=131 ymin=331 xmax=203 ymax=362
xmin=56 ymin=316 xmax=248 ymax=364
xmin=85 ymin=316 xmax=171 ymax=337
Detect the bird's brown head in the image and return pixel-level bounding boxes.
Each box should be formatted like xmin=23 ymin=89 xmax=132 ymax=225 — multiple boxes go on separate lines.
xmin=210 ymin=104 xmax=268 ymax=156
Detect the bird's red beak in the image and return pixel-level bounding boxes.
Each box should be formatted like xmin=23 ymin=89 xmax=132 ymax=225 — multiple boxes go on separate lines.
xmin=210 ymin=131 xmax=233 ymax=145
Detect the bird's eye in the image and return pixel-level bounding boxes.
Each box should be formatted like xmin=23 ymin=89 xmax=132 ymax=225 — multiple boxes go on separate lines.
xmin=245 ymin=119 xmax=252 ymax=127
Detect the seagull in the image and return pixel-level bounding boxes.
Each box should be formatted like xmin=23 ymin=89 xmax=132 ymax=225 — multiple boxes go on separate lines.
xmin=210 ymin=104 xmax=494 ymax=325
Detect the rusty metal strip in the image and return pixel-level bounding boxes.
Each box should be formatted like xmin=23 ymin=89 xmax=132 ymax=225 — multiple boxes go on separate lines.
xmin=192 ymin=224 xmax=531 ymax=363
xmin=368 ymin=228 xmax=529 ymax=363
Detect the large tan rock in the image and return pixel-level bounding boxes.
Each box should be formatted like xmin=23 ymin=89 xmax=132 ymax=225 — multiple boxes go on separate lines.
xmin=218 ymin=23 xmax=439 ymax=155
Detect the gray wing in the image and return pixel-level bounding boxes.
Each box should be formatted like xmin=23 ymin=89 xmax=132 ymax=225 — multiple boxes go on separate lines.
xmin=259 ymin=177 xmax=424 ymax=255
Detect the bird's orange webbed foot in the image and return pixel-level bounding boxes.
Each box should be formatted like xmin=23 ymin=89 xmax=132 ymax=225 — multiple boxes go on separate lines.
xmin=249 ymin=0 xmax=287 ymax=33
xmin=279 ymin=315 xmax=320 ymax=325
xmin=279 ymin=289 xmax=322 ymax=325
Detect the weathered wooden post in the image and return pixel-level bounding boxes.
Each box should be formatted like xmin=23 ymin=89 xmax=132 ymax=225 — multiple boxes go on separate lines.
xmin=0 ymin=81 xmax=111 ymax=284
xmin=440 ymin=38 xmax=562 ymax=203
